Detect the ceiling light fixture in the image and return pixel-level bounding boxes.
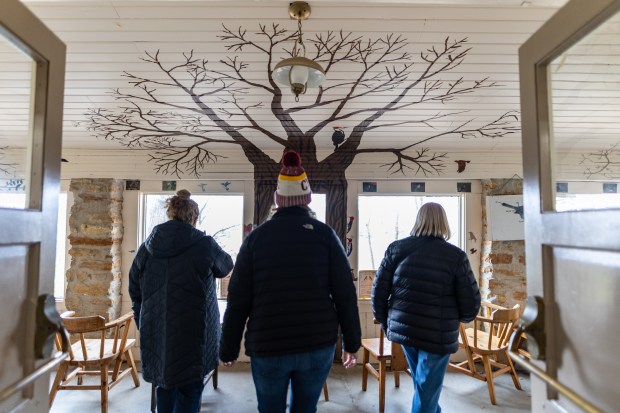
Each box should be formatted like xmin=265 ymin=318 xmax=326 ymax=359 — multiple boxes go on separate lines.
xmin=272 ymin=2 xmax=325 ymax=102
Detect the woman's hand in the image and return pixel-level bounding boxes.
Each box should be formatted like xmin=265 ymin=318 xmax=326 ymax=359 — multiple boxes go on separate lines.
xmin=342 ymin=351 xmax=357 ymax=369
xmin=222 ymin=360 xmax=235 ymax=367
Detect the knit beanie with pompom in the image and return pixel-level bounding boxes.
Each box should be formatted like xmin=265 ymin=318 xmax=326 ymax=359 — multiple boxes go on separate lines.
xmin=274 ymin=151 xmax=312 ymax=208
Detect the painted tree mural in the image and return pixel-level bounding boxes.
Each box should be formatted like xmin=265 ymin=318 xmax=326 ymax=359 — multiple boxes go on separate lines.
xmin=82 ymin=24 xmax=519 ymax=242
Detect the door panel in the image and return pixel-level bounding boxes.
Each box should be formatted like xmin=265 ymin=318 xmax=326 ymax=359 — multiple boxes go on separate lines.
xmin=0 ymin=246 xmax=30 ymax=412
xmin=0 ymin=1 xmax=65 ymax=412
xmin=519 ymin=0 xmax=620 ymax=412
xmin=552 ymin=248 xmax=620 ymax=412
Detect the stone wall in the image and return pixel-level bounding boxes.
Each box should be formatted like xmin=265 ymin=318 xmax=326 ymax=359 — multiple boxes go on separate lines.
xmin=480 ymin=178 xmax=526 ymax=310
xmin=65 ymin=178 xmax=124 ymax=321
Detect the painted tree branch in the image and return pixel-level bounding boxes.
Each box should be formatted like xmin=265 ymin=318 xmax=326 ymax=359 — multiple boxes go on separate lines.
xmin=0 ymin=147 xmax=16 ymax=176
xmin=581 ymin=142 xmax=620 ymax=179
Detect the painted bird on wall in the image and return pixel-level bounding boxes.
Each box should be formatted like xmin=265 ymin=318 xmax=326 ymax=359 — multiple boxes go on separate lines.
xmin=346 ymin=216 xmax=355 ymax=233
xmin=455 ymin=160 xmax=470 ymax=173
xmin=332 ymin=126 xmax=345 ymax=149
xmin=346 ymin=238 xmax=353 ymax=257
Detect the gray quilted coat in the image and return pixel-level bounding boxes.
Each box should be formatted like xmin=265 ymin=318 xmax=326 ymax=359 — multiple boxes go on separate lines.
xmin=129 ymin=219 xmax=233 ymax=389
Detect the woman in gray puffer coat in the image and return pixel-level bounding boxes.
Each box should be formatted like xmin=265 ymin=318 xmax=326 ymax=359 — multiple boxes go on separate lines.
xmin=129 ymin=189 xmax=233 ymax=413
xmin=372 ymin=202 xmax=480 ymax=413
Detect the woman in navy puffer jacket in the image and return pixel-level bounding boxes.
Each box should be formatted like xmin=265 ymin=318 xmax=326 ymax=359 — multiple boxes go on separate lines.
xmin=372 ymin=202 xmax=480 ymax=413
xmin=129 ymin=189 xmax=233 ymax=413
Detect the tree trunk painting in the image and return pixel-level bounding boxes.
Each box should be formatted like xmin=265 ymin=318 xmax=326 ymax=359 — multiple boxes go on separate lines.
xmin=81 ymin=24 xmax=519 ymax=242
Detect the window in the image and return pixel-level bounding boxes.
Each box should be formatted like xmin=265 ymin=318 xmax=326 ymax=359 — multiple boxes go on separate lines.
xmin=309 ymin=193 xmax=326 ymax=222
xmin=357 ymin=195 xmax=463 ymax=271
xmin=54 ymin=192 xmax=68 ymax=299
xmin=556 ymin=193 xmax=620 ymax=212
xmin=142 ymin=194 xmax=244 ymax=298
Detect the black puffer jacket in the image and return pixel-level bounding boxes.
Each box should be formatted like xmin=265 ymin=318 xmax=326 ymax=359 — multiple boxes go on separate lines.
xmin=220 ymin=206 xmax=361 ymax=361
xmin=372 ymin=235 xmax=480 ymax=355
xmin=129 ymin=220 xmax=233 ymax=389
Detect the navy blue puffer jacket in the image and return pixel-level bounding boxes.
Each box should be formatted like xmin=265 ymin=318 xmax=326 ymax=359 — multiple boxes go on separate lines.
xmin=129 ymin=220 xmax=233 ymax=389
xmin=372 ymin=235 xmax=480 ymax=355
xmin=220 ymin=206 xmax=361 ymax=361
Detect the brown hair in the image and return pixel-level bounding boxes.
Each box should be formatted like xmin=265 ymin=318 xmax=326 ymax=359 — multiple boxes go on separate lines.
xmin=166 ymin=189 xmax=199 ymax=226
xmin=410 ymin=202 xmax=451 ymax=240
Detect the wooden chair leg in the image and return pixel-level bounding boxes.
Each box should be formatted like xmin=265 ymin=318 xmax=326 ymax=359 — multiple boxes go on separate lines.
xmin=379 ymin=360 xmax=387 ymax=413
xmin=361 ymin=348 xmax=369 ymax=391
xmin=151 ymin=383 xmax=156 ymax=413
xmin=111 ymin=356 xmax=123 ymax=381
xmin=49 ymin=362 xmax=69 ymax=407
xmin=394 ymin=371 xmax=400 ymax=388
xmin=101 ymin=363 xmax=109 ymax=413
xmin=481 ymin=356 xmax=496 ymax=405
xmin=464 ymin=346 xmax=476 ymax=373
xmin=77 ymin=364 xmax=83 ymax=385
xmin=504 ymin=350 xmax=522 ymax=390
xmin=323 ymin=381 xmax=329 ymax=401
xmin=125 ymin=349 xmax=141 ymax=387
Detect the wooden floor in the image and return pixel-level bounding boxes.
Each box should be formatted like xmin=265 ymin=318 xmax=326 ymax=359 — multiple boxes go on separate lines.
xmin=50 ymin=362 xmax=531 ymax=413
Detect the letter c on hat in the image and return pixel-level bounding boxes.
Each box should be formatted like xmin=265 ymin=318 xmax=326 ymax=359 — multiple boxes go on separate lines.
xmin=301 ymin=179 xmax=309 ymax=191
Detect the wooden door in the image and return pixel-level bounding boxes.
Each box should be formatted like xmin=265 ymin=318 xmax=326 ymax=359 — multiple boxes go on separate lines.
xmin=519 ymin=0 xmax=620 ymax=412
xmin=0 ymin=1 xmax=65 ymax=412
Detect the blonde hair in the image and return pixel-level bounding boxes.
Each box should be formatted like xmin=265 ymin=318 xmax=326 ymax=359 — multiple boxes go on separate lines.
xmin=410 ymin=202 xmax=451 ymax=240
xmin=166 ymin=189 xmax=199 ymax=226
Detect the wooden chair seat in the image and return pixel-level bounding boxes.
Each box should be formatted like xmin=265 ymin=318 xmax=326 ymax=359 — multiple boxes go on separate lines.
xmin=361 ymin=337 xmax=393 ymax=359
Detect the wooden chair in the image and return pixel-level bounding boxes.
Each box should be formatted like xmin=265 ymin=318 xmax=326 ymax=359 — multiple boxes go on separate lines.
xmin=49 ymin=311 xmax=140 ymax=413
xmin=448 ymin=302 xmax=522 ymax=405
xmin=361 ymin=320 xmax=411 ymax=412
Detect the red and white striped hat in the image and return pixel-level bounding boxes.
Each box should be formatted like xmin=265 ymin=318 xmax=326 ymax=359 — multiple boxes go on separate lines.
xmin=275 ymin=151 xmax=312 ymax=208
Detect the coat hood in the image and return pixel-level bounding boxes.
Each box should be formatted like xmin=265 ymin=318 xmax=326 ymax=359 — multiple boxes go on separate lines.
xmin=145 ymin=220 xmax=206 ymax=258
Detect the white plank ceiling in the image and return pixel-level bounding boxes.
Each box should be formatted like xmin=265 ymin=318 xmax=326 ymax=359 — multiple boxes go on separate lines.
xmin=2 ymin=0 xmax=619 ymax=179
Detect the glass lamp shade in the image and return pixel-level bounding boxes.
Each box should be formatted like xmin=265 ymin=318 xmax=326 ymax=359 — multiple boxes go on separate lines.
xmin=272 ymin=56 xmax=326 ymax=89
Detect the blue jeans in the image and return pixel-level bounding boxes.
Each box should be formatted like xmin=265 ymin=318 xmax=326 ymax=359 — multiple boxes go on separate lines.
xmin=156 ymin=380 xmax=204 ymax=413
xmin=250 ymin=344 xmax=335 ymax=413
xmin=401 ymin=345 xmax=451 ymax=413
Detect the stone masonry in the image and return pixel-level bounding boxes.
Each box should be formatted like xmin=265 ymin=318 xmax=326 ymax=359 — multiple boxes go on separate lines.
xmin=65 ymin=178 xmax=124 ymax=321
xmin=480 ymin=178 xmax=526 ymax=310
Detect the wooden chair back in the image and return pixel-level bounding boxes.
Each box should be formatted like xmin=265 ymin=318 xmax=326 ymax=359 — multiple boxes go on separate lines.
xmin=61 ymin=312 xmax=133 ymax=364
xmin=465 ymin=302 xmax=521 ymax=352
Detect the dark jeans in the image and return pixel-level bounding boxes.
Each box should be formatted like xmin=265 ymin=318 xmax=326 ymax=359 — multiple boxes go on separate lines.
xmin=401 ymin=345 xmax=451 ymax=413
xmin=156 ymin=380 xmax=204 ymax=413
xmin=250 ymin=344 xmax=335 ymax=413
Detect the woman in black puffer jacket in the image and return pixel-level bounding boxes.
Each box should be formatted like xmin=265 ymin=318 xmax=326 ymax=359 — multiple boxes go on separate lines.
xmin=372 ymin=202 xmax=480 ymax=413
xmin=129 ymin=189 xmax=233 ymax=413
xmin=220 ymin=151 xmax=361 ymax=413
